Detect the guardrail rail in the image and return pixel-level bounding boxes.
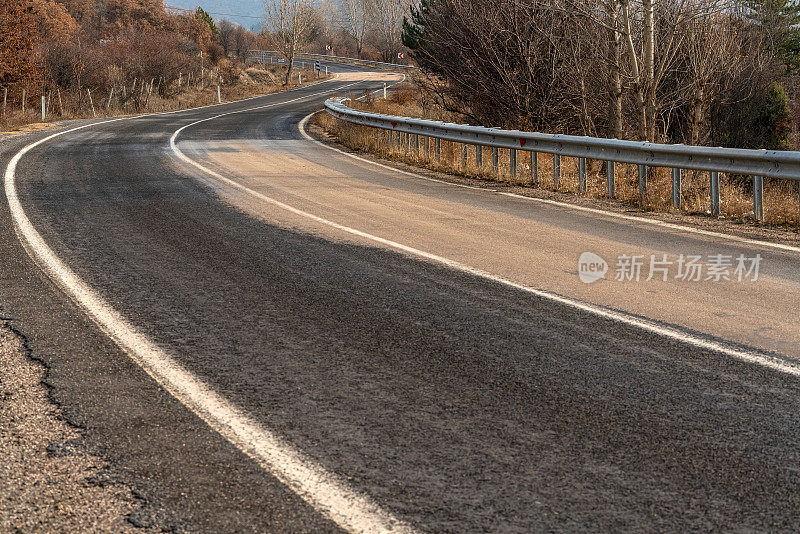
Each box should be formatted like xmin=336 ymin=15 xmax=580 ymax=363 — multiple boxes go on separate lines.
xmin=325 ymin=96 xmax=800 ymax=222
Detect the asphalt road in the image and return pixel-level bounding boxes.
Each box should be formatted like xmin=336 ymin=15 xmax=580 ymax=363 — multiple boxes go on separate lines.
xmin=3 ymin=61 xmax=800 ymax=532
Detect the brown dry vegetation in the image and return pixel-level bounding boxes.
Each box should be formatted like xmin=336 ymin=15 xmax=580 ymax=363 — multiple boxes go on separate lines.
xmin=0 ymin=64 xmax=323 ymax=132
xmin=316 ymin=85 xmax=800 ymax=229
xmin=0 ymin=0 xmax=331 ymax=132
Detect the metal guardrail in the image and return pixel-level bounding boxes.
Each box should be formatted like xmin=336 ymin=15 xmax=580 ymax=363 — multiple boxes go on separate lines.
xmin=325 ymin=97 xmax=800 ymax=221
xmin=247 ymin=50 xmax=417 ymax=70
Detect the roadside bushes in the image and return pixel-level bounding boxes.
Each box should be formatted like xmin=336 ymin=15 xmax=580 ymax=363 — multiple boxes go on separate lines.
xmin=0 ymin=0 xmax=40 ymax=106
xmin=0 ymin=0 xmax=268 ymax=124
xmin=402 ymin=0 xmax=799 ymax=150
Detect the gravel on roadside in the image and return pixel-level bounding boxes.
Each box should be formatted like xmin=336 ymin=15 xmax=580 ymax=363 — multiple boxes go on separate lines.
xmin=0 ymin=321 xmax=157 ymax=532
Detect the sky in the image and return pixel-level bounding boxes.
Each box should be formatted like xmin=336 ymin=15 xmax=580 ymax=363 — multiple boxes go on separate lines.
xmin=165 ymin=1 xmax=266 ymax=30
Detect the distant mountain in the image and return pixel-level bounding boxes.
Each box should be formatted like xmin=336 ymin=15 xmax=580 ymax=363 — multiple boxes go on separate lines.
xmin=164 ymin=1 xmax=265 ymax=30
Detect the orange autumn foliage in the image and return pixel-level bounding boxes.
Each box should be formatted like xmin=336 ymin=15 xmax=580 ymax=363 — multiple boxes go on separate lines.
xmin=0 ymin=0 xmax=40 ymax=94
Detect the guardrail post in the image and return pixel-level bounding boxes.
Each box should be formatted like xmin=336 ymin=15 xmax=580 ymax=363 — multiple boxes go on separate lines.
xmin=406 ymin=132 xmax=412 ymax=153
xmin=531 ymin=152 xmax=539 ymax=187
xmin=395 ymin=131 xmax=401 ymax=151
xmin=606 ymin=161 xmax=615 ymax=197
xmin=510 ymin=148 xmax=517 ymax=178
xmin=553 ymin=154 xmax=561 ymax=188
xmin=638 ymin=164 xmax=647 ymax=205
xmin=710 ymin=171 xmax=720 ymax=216
xmin=753 ymin=175 xmax=764 ymax=221
xmin=492 ymin=147 xmax=499 ymax=174
xmin=671 ymin=168 xmax=682 ymax=208
xmin=435 ymin=138 xmax=441 ymax=160
xmin=414 ymin=133 xmax=420 ymax=154
xmin=578 ymin=157 xmax=587 ymax=194
xmin=462 ymin=143 xmax=468 ymax=167
xmin=424 ymin=136 xmax=429 ymax=157
xmin=475 ymin=145 xmax=482 ymax=168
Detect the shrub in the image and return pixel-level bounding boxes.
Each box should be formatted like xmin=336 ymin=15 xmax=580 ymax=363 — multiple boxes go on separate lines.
xmin=714 ymin=82 xmax=791 ymax=150
xmin=755 ymin=82 xmax=791 ymax=149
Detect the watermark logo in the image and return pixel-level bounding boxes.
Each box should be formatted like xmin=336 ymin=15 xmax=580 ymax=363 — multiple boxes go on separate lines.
xmin=578 ymin=252 xmax=762 ymax=283
xmin=578 ymin=252 xmax=608 ymax=284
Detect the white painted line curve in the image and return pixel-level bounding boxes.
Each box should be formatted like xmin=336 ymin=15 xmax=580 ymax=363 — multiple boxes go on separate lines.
xmin=6 ymin=83 xmax=415 ymax=534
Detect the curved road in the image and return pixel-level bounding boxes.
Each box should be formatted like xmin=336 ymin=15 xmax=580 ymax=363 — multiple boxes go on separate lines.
xmin=3 ymin=62 xmax=800 ymax=532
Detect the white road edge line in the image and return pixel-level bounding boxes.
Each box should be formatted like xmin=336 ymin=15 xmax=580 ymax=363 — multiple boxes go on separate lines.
xmin=5 ymin=82 xmax=414 ymax=534
xmin=298 ymin=111 xmax=800 ymax=255
xmin=170 ymin=109 xmax=800 ymax=378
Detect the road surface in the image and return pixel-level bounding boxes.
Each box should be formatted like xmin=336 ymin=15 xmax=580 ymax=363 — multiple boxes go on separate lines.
xmin=2 ymin=61 xmax=800 ymax=532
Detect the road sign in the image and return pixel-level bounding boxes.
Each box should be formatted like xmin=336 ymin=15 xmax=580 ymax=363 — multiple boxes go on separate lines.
xmin=314 ymin=60 xmax=321 ymax=71
xmin=397 ymin=52 xmax=405 ymax=59
xmin=326 ymin=45 xmax=331 ymax=51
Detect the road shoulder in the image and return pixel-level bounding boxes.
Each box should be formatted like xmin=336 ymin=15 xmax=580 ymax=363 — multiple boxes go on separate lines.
xmin=0 ymin=320 xmax=156 ymax=532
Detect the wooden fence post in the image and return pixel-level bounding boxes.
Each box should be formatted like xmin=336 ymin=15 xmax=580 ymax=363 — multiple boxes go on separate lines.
xmin=87 ymin=88 xmax=96 ymax=118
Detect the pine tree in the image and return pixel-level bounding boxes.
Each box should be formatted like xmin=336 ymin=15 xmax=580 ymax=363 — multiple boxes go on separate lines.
xmin=747 ymin=0 xmax=800 ymax=73
xmin=402 ymin=0 xmax=442 ymax=71
xmin=195 ymin=7 xmax=218 ymax=37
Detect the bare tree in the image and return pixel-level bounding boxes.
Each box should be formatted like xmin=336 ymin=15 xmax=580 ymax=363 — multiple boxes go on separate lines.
xmin=667 ymin=9 xmax=753 ymax=144
xmin=218 ymin=19 xmax=236 ymax=57
xmin=233 ymin=26 xmax=254 ymax=59
xmin=549 ymin=0 xmax=626 ymax=138
xmin=263 ymin=0 xmax=313 ymax=84
xmin=618 ymin=0 xmax=735 ymax=140
xmin=342 ymin=0 xmax=368 ymax=58
xmin=313 ymin=0 xmax=340 ymax=52
xmin=365 ymin=0 xmax=412 ymax=63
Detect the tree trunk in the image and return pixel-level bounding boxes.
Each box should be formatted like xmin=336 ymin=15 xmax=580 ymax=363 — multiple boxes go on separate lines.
xmin=606 ymin=0 xmax=623 ymax=139
xmin=285 ymin=44 xmax=295 ymax=86
xmin=689 ymin=84 xmax=705 ymax=145
xmin=645 ymin=86 xmax=657 ymax=142
xmin=621 ymin=0 xmax=647 ymax=140
xmin=643 ymin=0 xmax=656 ymax=141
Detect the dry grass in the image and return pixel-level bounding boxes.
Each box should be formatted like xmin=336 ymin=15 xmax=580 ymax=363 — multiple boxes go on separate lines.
xmin=0 ymin=65 xmax=324 ymax=133
xmin=316 ymin=88 xmax=800 ymax=229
